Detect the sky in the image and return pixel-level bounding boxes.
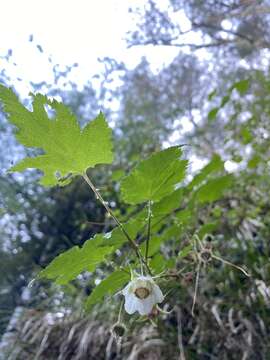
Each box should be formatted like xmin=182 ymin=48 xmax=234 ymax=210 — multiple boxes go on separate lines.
xmin=0 ymin=0 xmax=213 ymax=173
xmin=0 ymin=0 xmax=182 ymax=95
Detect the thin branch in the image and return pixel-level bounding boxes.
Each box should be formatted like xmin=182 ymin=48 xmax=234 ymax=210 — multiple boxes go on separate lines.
xmin=212 ymin=254 xmax=251 ymax=277
xmin=82 ymin=172 xmax=152 ymax=275
xmin=192 ymin=21 xmax=254 ymax=44
xmin=128 ymin=37 xmax=235 ymax=50
xmin=85 ymin=220 xmax=107 ymax=226
xmin=176 ymin=306 xmax=186 ymax=360
xmin=83 ymin=172 xmax=137 ymax=250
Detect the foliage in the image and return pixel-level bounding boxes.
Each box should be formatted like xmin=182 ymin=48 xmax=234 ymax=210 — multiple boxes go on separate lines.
xmin=0 ymin=85 xmax=113 ymax=186
xmin=85 ymin=270 xmax=130 ymax=310
xmin=37 ymin=234 xmax=114 ymax=285
xmin=121 ymin=146 xmax=187 ymax=204
xmin=0 ymin=83 xmax=237 ymax=314
xmin=1 ymin=7 xmax=270 ymax=356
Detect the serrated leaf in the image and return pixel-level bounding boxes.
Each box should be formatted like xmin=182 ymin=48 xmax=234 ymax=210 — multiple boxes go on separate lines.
xmin=111 ymin=169 xmax=125 ymax=181
xmin=150 ymin=253 xmax=175 ymax=274
xmin=152 ymin=188 xmax=183 ymax=217
xmin=175 ymin=209 xmax=192 ymax=224
xmin=188 ymin=154 xmax=224 ymax=190
xmin=0 ymin=85 xmax=113 ymax=186
xmin=150 ymin=253 xmax=166 ymax=273
xmin=140 ymin=221 xmax=183 ymax=258
xmin=140 ymin=236 xmax=163 ymax=257
xmin=39 ymin=217 xmax=144 ymax=286
xmin=38 ymin=234 xmax=113 ymax=285
xmin=85 ymin=270 xmax=130 ymax=310
xmin=121 ymin=147 xmax=188 ymax=204
xmin=195 ymin=175 xmax=233 ymax=204
xmin=102 ymin=219 xmax=142 ymax=248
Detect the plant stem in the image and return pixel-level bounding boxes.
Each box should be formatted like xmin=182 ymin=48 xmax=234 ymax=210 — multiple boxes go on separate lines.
xmin=82 ymin=172 xmax=152 ymax=275
xmin=212 ymin=254 xmax=250 ymax=277
xmin=192 ymin=260 xmax=201 ymax=317
xmin=145 ymin=200 xmax=152 ymax=262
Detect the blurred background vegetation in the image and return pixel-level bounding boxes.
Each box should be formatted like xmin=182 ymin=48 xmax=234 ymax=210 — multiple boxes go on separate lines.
xmin=0 ymin=1 xmax=270 ymax=359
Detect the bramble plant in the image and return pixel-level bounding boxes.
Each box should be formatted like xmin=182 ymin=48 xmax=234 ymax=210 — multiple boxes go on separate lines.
xmin=0 ymin=84 xmax=250 ymax=327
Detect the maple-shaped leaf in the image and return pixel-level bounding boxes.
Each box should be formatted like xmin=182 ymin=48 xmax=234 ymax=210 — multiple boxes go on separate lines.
xmin=37 ymin=219 xmax=141 ymax=285
xmin=120 ymin=146 xmax=188 ymax=204
xmin=38 ymin=234 xmax=114 ymax=285
xmin=0 ymin=85 xmax=113 ymax=186
xmin=195 ymin=174 xmax=234 ymax=204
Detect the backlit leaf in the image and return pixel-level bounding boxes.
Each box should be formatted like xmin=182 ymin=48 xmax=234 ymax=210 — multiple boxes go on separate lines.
xmin=233 ymin=79 xmax=249 ymax=95
xmin=208 ymin=107 xmax=219 ymax=122
xmin=38 ymin=234 xmax=113 ymax=285
xmin=152 ymin=188 xmax=183 ymax=217
xmin=0 ymin=85 xmax=113 ymax=186
xmin=195 ymin=175 xmax=233 ymax=204
xmin=121 ymin=147 xmax=187 ymax=204
xmin=188 ymin=154 xmax=224 ymax=190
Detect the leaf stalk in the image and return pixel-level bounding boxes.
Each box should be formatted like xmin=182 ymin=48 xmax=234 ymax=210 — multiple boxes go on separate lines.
xmin=82 ymin=172 xmax=152 ymax=275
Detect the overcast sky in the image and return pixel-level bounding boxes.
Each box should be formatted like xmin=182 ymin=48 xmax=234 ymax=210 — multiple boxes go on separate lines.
xmin=0 ymin=0 xmax=184 ymax=95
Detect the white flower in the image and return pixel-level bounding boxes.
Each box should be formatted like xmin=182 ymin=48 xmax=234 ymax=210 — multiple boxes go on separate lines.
xmin=121 ymin=275 xmax=164 ymax=315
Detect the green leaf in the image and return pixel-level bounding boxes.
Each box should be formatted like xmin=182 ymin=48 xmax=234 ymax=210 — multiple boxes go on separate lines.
xmin=121 ymin=147 xmax=188 ymax=204
xmin=240 ymin=127 xmax=252 ymax=145
xmin=111 ymin=169 xmax=125 ymax=181
xmin=150 ymin=253 xmax=166 ymax=273
xmin=195 ymin=175 xmax=233 ymax=204
xmin=233 ymin=79 xmax=249 ymax=95
xmin=38 ymin=234 xmax=113 ymax=285
xmin=178 ymin=244 xmax=193 ymax=258
xmin=150 ymin=253 xmax=175 ymax=274
xmin=39 ymin=218 xmax=143 ymax=286
xmin=188 ymin=154 xmax=224 ymax=190
xmin=140 ymin=236 xmax=163 ymax=257
xmin=208 ymin=89 xmax=217 ymax=101
xmin=140 ymin=222 xmax=183 ymax=258
xmin=85 ymin=270 xmax=130 ymax=310
xmin=102 ymin=219 xmax=142 ymax=248
xmin=0 ymin=85 xmax=113 ymax=186
xmin=221 ymin=94 xmax=230 ymax=107
xmin=152 ymin=188 xmax=183 ymax=217
xmin=208 ymin=107 xmax=219 ymax=122
xmin=175 ymin=209 xmax=192 ymax=224
xmin=197 ymin=222 xmax=218 ymax=237
xmin=248 ymin=154 xmax=261 ymax=169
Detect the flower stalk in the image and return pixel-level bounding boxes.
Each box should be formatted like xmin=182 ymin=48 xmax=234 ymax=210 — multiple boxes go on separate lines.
xmin=82 ymin=172 xmax=152 ymax=275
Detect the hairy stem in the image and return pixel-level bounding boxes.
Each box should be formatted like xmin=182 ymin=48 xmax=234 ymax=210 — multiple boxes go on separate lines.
xmin=82 ymin=172 xmax=152 ymax=274
xmin=145 ymin=200 xmax=152 ymax=262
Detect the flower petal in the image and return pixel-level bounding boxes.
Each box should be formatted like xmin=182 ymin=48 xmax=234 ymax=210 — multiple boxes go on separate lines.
xmin=122 ymin=281 xmax=133 ymax=296
xmin=137 ymin=294 xmax=156 ymax=315
xmin=152 ymin=284 xmax=164 ymax=303
xmin=124 ymin=293 xmax=139 ymax=314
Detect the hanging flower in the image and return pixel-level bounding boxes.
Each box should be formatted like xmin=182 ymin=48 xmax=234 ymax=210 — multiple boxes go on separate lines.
xmin=121 ymin=275 xmax=164 ymax=315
